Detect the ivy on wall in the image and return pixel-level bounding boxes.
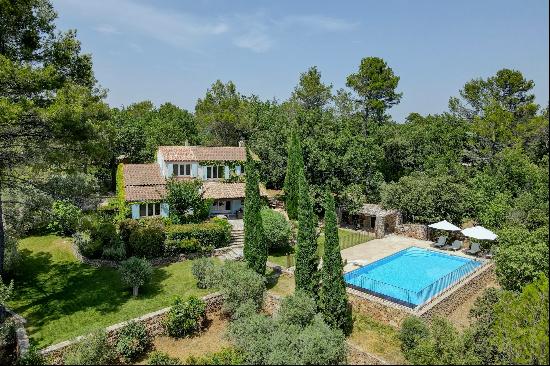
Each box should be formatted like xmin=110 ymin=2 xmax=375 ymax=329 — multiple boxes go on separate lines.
xmin=115 ymin=163 xmax=130 ymax=222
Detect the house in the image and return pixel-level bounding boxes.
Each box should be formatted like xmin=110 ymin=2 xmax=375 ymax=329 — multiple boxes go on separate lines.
xmin=120 ymin=145 xmax=264 ymax=219
xmin=339 ymin=203 xmax=402 ymax=239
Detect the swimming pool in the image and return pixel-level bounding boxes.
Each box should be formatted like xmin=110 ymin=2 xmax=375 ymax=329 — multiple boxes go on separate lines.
xmin=344 ymin=247 xmax=482 ymax=308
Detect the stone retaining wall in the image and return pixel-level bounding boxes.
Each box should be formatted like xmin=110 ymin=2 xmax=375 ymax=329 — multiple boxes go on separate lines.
xmin=264 ymin=292 xmax=283 ymax=315
xmin=395 ymin=223 xmax=428 ymax=240
xmin=419 ymin=262 xmax=495 ymax=319
xmin=5 ymin=309 xmax=29 ymax=358
xmin=347 ymin=288 xmax=414 ymax=328
xmin=40 ymin=292 xmax=224 ymax=364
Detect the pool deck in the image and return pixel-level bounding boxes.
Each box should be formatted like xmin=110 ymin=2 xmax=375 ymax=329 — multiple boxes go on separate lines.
xmin=341 ymin=234 xmax=474 ymax=273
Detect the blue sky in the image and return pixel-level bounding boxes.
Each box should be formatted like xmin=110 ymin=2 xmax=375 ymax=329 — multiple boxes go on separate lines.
xmin=53 ymin=0 xmax=549 ymax=122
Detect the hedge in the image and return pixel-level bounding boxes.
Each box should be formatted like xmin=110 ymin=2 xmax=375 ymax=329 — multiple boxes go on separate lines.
xmin=165 ymin=218 xmax=232 ymax=250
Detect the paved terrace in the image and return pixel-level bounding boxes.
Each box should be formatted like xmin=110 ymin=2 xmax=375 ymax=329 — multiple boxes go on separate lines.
xmin=341 ymin=234 xmax=473 ymax=273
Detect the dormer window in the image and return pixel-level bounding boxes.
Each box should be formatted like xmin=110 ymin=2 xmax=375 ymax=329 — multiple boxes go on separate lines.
xmin=206 ymin=165 xmax=224 ymax=179
xmin=173 ymin=163 xmax=191 ymax=177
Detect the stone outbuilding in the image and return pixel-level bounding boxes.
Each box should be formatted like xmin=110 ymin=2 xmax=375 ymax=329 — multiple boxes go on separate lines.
xmin=340 ymin=204 xmax=402 ymax=239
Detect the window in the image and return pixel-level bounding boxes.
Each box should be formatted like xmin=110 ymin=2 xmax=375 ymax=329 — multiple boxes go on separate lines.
xmin=212 ymin=200 xmax=230 ymax=211
xmin=172 ymin=163 xmax=192 ymax=176
xmin=240 ymin=165 xmax=245 ymax=174
xmin=140 ymin=202 xmax=161 ymax=217
xmin=206 ymin=165 xmax=224 ymax=179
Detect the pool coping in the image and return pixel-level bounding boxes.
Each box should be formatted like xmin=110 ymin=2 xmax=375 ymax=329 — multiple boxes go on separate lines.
xmin=344 ymin=246 xmax=489 ymax=312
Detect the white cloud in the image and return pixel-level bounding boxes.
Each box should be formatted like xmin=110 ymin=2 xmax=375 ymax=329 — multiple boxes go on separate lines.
xmin=279 ymin=14 xmax=358 ymax=32
xmin=234 ymin=31 xmax=272 ymax=53
xmin=94 ymin=24 xmax=119 ymax=34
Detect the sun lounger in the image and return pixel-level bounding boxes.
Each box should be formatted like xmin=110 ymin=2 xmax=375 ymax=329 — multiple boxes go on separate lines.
xmin=433 ymin=236 xmax=448 ymax=248
xmin=447 ymin=240 xmax=462 ymax=251
xmin=466 ymin=242 xmax=481 ymax=256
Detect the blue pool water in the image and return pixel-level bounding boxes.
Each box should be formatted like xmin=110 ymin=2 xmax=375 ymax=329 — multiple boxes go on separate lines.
xmin=344 ymin=247 xmax=482 ymax=308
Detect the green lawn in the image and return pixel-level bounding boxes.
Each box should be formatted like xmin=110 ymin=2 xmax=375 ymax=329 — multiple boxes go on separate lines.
xmin=268 ymin=228 xmax=373 ymax=268
xmin=8 ymin=235 xmax=212 ymax=348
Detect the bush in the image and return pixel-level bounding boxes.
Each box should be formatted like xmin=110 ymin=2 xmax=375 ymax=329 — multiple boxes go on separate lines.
xmin=297 ymin=315 xmax=347 ymax=365
xmin=165 ymin=218 xmax=231 ymax=250
xmin=3 ymin=235 xmax=19 ymax=276
xmin=0 ymin=318 xmax=16 ymax=365
xmin=116 ymin=321 xmax=151 ymax=362
xmin=399 ymin=316 xmax=430 ymax=356
xmin=63 ymin=330 xmax=116 ymax=365
xmin=128 ymin=218 xmax=165 ymax=258
xmin=185 ymin=348 xmax=245 ymax=365
xmin=191 ymin=257 xmax=216 ymax=289
xmin=73 ymin=231 xmax=101 ymax=258
xmin=213 ymin=261 xmax=265 ymax=317
xmin=164 ymin=238 xmax=209 ymax=256
xmin=277 ymin=291 xmax=316 ymax=328
xmin=148 ymin=351 xmax=181 ymax=365
xmin=164 ymin=296 xmax=206 ymax=338
xmin=119 ymin=257 xmax=153 ymax=297
xmin=17 ymin=344 xmax=45 ymax=365
xmin=48 ymin=200 xmax=82 ymax=236
xmin=261 ymin=208 xmax=292 ymax=249
xmin=102 ymin=240 xmax=126 ymax=261
xmin=118 ymin=218 xmax=140 ymax=246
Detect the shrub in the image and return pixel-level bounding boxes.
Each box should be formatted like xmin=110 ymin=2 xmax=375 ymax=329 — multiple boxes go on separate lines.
xmin=164 ymin=296 xmax=206 ymax=338
xmin=191 ymin=257 xmax=216 ymax=289
xmin=128 ymin=218 xmax=165 ymax=258
xmin=118 ymin=218 xmax=140 ymax=246
xmin=148 ymin=351 xmax=181 ymax=365
xmin=48 ymin=200 xmax=82 ymax=236
xmin=260 ymin=208 xmax=292 ymax=250
xmin=102 ymin=240 xmax=126 ymax=261
xmin=166 ymin=179 xmax=210 ymax=224
xmin=115 ymin=321 xmax=151 ymax=362
xmin=185 ymin=348 xmax=245 ymax=365
xmin=165 ymin=218 xmax=231 ymax=250
xmin=399 ymin=316 xmax=430 ymax=356
xmin=119 ymin=257 xmax=153 ymax=297
xmin=297 ymin=315 xmax=347 ymax=365
xmin=164 ymin=238 xmax=209 ymax=256
xmin=277 ymin=291 xmax=316 ymax=328
xmin=0 ymin=317 xmax=16 ymax=365
xmin=63 ymin=330 xmax=116 ymax=365
xmin=73 ymin=231 xmax=101 ymax=258
xmin=17 ymin=344 xmax=45 ymax=365
xmin=214 ymin=261 xmax=265 ymax=317
xmin=3 ymin=235 xmax=19 ymax=275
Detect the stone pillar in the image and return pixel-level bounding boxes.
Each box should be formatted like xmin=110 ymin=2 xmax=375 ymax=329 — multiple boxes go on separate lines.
xmin=374 ymin=215 xmax=385 ymax=238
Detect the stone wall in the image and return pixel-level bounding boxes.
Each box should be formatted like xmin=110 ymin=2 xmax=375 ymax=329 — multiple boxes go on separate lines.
xmin=264 ymin=292 xmax=283 ymax=315
xmin=347 ymin=288 xmax=414 ymax=328
xmin=40 ymin=292 xmax=224 ymax=364
xmin=419 ymin=263 xmax=495 ymax=320
xmin=395 ymin=223 xmax=428 ymax=240
xmin=5 ymin=309 xmax=29 ymax=358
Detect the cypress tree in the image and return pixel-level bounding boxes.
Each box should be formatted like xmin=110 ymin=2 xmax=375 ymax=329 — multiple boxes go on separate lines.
xmin=243 ymin=149 xmax=267 ymax=275
xmin=283 ymin=128 xmax=300 ymax=220
xmin=319 ymin=190 xmax=352 ymax=335
xmin=294 ymin=143 xmax=320 ymax=299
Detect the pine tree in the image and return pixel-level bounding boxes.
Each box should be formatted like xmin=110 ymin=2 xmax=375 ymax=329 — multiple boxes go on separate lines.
xmin=243 ymin=149 xmax=267 ymax=275
xmin=294 ymin=143 xmax=320 ymax=299
xmin=319 ymin=190 xmax=352 ymax=335
xmin=283 ymin=128 xmax=301 ymax=220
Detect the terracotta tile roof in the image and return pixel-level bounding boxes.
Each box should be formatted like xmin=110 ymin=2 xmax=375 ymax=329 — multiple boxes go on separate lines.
xmin=125 ymin=185 xmax=167 ymax=201
xmin=123 ymin=164 xmax=165 ymax=185
xmin=158 ymin=146 xmax=246 ymax=162
xmin=202 ymin=182 xmax=267 ymax=200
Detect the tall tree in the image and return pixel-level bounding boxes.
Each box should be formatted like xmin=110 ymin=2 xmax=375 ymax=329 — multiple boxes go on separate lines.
xmin=0 ymin=0 xmax=108 ymax=273
xmin=294 ymin=141 xmax=319 ymax=298
xmin=292 ymin=66 xmax=332 ymax=111
xmin=346 ymin=57 xmax=402 ymax=133
xmin=319 ymin=190 xmax=352 ymax=335
xmin=243 ymin=149 xmax=267 ymax=275
xmin=195 ymin=80 xmax=245 ymax=146
xmin=283 ymin=127 xmax=301 ymax=220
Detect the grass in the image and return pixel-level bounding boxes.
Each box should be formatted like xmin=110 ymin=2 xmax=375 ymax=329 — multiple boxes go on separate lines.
xmin=268 ymin=228 xmax=373 ymax=268
xmin=350 ymin=312 xmax=406 ymax=365
xmin=8 ymin=235 xmax=213 ymax=348
xmin=266 ymin=270 xmax=295 ymax=296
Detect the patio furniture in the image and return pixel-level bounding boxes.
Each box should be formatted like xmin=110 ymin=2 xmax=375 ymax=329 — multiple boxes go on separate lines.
xmin=485 ymin=247 xmax=495 ymax=259
xmin=447 ymin=240 xmax=462 ymax=251
xmin=466 ymin=242 xmax=481 ymax=256
xmin=433 ymin=236 xmax=448 ymax=248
